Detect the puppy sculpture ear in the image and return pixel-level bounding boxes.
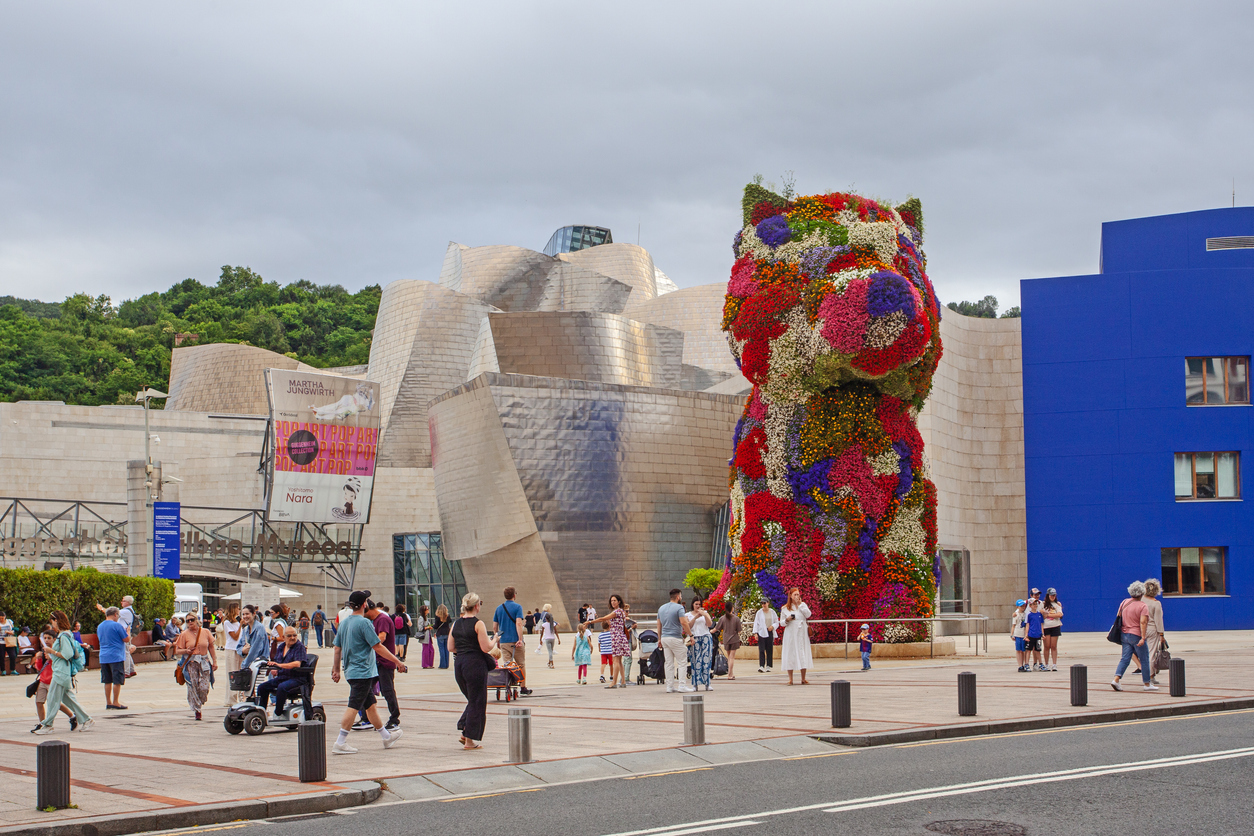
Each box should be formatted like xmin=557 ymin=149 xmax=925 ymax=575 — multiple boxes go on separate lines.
xmin=742 ymin=183 xmax=788 ymax=227
xmin=895 ymin=197 xmax=924 ymax=242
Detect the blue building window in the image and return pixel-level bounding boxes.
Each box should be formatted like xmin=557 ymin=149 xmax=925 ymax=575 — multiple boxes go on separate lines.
xmin=1186 ymin=357 xmax=1249 ymax=405
xmin=1175 ymin=452 xmax=1240 ymax=499
xmin=1161 ymin=547 xmax=1226 ymax=595
xmin=393 ymin=534 xmax=467 ymax=618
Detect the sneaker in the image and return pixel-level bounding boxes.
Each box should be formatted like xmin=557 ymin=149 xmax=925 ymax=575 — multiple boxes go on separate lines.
xmin=766 ymin=667 xmax=772 ymax=672
xmin=757 ymin=666 xmax=765 ymax=673
xmin=600 ymin=676 xmax=606 ymax=683
xmin=383 ymin=727 xmax=403 ymax=749
xmin=1144 ymin=684 xmax=1160 ymax=691
xmin=32 ymin=725 xmax=52 ymax=735
xmin=520 ymin=687 xmax=533 ymax=696
xmin=666 ymin=685 xmax=675 ymax=693
xmin=385 ymin=721 xmax=400 ymax=731
xmin=1110 ymin=680 xmax=1123 ymax=692
xmin=1151 ymin=677 xmax=1160 ymax=686
xmin=78 ymin=719 xmax=94 ymax=732
xmin=676 ymin=684 xmax=695 ymax=693
xmin=70 ymin=716 xmax=78 ymax=731
xmin=332 ymin=741 xmax=358 ymax=755
xmin=352 ymin=720 xmax=373 ymax=731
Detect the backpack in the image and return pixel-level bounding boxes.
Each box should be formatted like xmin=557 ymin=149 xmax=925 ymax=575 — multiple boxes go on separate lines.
xmin=312 ymin=610 xmax=324 ymax=626
xmin=126 ymin=607 xmax=144 ymax=640
xmin=712 ymin=651 xmax=729 ymax=677
xmin=63 ymin=634 xmax=87 ymax=675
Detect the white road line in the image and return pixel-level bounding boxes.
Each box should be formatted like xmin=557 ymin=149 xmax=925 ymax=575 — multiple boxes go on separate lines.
xmin=595 ymin=745 xmax=1254 ymax=836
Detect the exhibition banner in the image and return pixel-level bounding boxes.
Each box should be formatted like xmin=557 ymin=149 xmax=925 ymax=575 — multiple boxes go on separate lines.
xmin=266 ymin=369 xmax=380 ymax=524
xmin=152 ymin=501 xmax=181 ymax=579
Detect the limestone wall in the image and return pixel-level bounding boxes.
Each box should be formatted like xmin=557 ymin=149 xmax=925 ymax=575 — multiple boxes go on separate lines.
xmin=917 ymin=310 xmax=1027 ymax=625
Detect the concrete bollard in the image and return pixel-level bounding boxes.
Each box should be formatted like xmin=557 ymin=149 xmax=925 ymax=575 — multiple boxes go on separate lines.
xmin=957 ymin=671 xmax=977 ymax=716
xmin=1170 ymin=657 xmax=1186 ymax=697
xmin=507 ymin=706 xmax=533 ymax=763
xmin=1070 ymin=664 xmax=1088 ymax=706
xmin=682 ymin=693 xmax=706 ymax=745
xmin=298 ymin=720 xmax=326 ymax=783
xmin=830 ymin=680 xmax=851 ymax=728
xmin=36 ymin=740 xmax=70 ymax=810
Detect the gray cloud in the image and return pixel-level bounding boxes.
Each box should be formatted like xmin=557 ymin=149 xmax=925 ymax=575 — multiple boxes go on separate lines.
xmin=2 ymin=1 xmax=1252 ymax=312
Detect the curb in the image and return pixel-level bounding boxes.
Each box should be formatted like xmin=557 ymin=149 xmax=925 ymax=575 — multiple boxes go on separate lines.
xmin=0 ymin=782 xmax=382 ymax=836
xmin=814 ymin=696 xmax=1254 ymax=747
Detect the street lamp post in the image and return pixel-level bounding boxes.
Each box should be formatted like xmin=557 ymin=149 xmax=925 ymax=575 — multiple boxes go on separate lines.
xmin=135 ymin=387 xmax=168 ymax=576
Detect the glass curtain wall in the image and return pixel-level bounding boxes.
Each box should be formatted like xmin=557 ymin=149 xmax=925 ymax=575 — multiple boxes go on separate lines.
xmin=392 ymin=534 xmax=467 ymax=617
xmin=937 ymin=548 xmax=970 ymax=613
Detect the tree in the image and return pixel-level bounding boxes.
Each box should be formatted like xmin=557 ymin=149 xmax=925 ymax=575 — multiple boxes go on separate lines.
xmin=683 ymin=568 xmax=724 ymax=601
xmin=946 ymin=296 xmax=999 ymax=318
xmin=1000 ymin=306 xmax=1021 ymax=318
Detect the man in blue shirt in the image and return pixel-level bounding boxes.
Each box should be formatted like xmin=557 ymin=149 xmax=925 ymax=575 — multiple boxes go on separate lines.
xmin=657 ymin=589 xmax=693 ymax=693
xmin=96 ymin=607 xmax=130 ymax=709
xmin=331 ymin=590 xmax=407 ymax=755
xmin=492 ymin=586 xmax=531 ymax=695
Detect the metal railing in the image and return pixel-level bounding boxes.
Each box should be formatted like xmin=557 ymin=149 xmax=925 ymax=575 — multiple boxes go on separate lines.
xmin=807 ymin=615 xmax=990 ymax=658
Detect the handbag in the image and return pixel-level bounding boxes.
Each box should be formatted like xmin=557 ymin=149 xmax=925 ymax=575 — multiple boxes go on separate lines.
xmin=174 ymin=654 xmax=188 ymax=686
xmin=1106 ymin=601 xmax=1127 ymax=644
xmin=1155 ymin=640 xmax=1171 ymax=672
xmin=26 ymin=678 xmax=40 ymax=698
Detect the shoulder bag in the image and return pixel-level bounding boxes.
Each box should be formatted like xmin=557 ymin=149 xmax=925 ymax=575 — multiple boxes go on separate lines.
xmin=1106 ymin=601 xmax=1127 ymax=644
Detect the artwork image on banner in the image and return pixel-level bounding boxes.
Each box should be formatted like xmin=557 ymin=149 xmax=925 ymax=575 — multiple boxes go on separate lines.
xmin=266 ymin=369 xmax=380 ymax=524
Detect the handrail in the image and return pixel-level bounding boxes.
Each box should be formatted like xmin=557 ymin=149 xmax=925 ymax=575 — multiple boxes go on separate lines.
xmin=806 ymin=615 xmax=990 ymax=658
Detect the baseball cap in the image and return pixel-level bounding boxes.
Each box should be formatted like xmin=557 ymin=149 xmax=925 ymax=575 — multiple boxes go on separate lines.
xmin=1015 ymin=599 xmax=1026 ymax=607
xmin=347 ymin=590 xmax=372 ymax=608
xmin=1030 ymin=588 xmax=1040 ymax=594
xmin=860 ymin=623 xmax=870 ymax=629
xmin=1046 ymin=587 xmax=1056 ymax=595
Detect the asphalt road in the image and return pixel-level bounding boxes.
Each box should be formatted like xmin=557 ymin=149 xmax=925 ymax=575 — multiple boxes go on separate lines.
xmin=205 ymin=710 xmax=1254 ymax=836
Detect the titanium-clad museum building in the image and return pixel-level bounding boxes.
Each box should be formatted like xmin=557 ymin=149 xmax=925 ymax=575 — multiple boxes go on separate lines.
xmin=0 ymin=227 xmax=1026 ymax=627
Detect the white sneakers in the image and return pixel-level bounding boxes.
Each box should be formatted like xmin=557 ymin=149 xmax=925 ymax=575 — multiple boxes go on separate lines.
xmin=1110 ymin=680 xmax=1123 ymax=691
xmin=79 ymin=718 xmax=94 ymax=732
xmin=757 ymin=666 xmax=765 ymax=673
xmin=383 ymin=727 xmax=403 ymax=749
xmin=666 ymin=685 xmax=675 ymax=693
xmin=31 ymin=725 xmax=52 ymax=735
xmin=676 ymin=684 xmax=695 ymax=693
xmin=332 ymin=741 xmax=358 ymax=755
xmin=1144 ymin=684 xmax=1160 ymax=691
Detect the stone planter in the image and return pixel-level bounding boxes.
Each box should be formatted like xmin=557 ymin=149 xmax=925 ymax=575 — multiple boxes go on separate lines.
xmin=734 ymin=637 xmax=955 ymax=660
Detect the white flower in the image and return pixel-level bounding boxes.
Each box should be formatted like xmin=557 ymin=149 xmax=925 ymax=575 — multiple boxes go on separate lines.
xmin=816 ymin=570 xmax=841 ymax=599
xmin=762 ymin=402 xmax=796 ymax=499
xmin=879 ymin=501 xmax=928 ymax=565
xmin=729 ymin=481 xmax=746 ymax=559
xmin=762 ymin=307 xmax=829 ymax=404
xmin=865 ymin=311 xmax=908 ymax=348
xmin=737 ymin=223 xmax=833 ymax=265
xmin=868 ymin=448 xmax=901 ymax=477
xmin=847 ymin=221 xmax=899 ymax=263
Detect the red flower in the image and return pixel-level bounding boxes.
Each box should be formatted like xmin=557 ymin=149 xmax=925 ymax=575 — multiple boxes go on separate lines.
xmin=733 ymin=426 xmax=768 ymax=480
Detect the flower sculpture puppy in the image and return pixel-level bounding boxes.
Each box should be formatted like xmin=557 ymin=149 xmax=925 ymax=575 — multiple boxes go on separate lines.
xmin=710 ymin=183 xmax=943 ymax=642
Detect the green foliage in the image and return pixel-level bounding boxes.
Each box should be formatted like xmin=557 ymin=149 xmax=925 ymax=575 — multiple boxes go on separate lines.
xmin=0 ymin=267 xmax=382 ymax=406
xmin=683 ymin=568 xmax=724 ymax=598
xmin=894 ymin=196 xmax=924 ymax=241
xmin=947 ymin=296 xmax=1000 ymax=319
xmin=742 ymin=182 xmax=787 ymax=226
xmin=0 ymin=567 xmax=174 ymax=636
xmin=1000 ymin=306 xmax=1021 ymax=319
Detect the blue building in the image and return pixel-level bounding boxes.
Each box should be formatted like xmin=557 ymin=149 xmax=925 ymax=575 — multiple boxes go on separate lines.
xmin=1023 ymin=207 xmax=1254 ymax=630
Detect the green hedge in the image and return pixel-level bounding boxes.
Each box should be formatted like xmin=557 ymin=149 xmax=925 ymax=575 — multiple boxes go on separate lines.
xmin=0 ymin=567 xmax=174 ymax=634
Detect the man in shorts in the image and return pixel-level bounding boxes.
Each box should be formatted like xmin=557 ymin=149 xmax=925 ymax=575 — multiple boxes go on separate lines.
xmin=492 ymin=587 xmax=531 ymax=696
xmin=331 ymin=590 xmax=407 ymax=755
xmin=97 ymin=607 xmax=130 ymax=709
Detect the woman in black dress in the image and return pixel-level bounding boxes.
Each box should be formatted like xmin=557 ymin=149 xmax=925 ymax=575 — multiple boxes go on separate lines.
xmin=450 ymin=593 xmax=497 ymax=750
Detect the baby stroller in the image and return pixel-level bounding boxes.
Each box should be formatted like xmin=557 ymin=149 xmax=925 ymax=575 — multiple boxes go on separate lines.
xmin=635 ymin=629 xmax=663 ymax=685
xmin=488 ymin=661 xmax=524 ymax=701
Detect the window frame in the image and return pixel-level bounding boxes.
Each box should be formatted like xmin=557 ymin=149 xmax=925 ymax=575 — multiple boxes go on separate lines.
xmin=1185 ymin=356 xmax=1250 ymax=405
xmin=1160 ymin=547 xmax=1227 ymax=596
xmin=1174 ymin=451 xmax=1241 ymax=500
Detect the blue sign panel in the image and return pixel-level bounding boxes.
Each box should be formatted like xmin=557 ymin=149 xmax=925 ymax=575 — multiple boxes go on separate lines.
xmin=153 ymin=501 xmax=181 ymax=580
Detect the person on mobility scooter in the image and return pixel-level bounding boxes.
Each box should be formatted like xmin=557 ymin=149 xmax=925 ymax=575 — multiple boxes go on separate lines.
xmin=226 ymin=626 xmax=324 ymax=735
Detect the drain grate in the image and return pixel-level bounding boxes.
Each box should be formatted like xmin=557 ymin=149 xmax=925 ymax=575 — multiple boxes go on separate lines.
xmin=925 ymin=821 xmax=1027 ymax=836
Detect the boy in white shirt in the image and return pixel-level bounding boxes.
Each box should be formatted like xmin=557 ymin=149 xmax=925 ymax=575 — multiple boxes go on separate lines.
xmin=1011 ymin=599 xmax=1028 ymax=672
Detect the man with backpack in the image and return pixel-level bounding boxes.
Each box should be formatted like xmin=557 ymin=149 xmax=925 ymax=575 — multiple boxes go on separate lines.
xmin=311 ymin=606 xmax=326 ymax=647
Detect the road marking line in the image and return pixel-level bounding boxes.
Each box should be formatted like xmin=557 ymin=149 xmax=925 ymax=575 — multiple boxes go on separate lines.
xmin=895 ymin=707 xmax=1254 ymax=748
xmin=782 ymin=751 xmax=859 ymax=761
xmin=622 ymin=767 xmax=713 ymax=780
xmin=594 ymin=745 xmax=1254 ymax=836
xmin=438 ymin=787 xmax=544 ymax=802
xmin=640 ymin=821 xmax=760 ymax=836
xmin=822 ymin=746 xmax=1254 ymax=813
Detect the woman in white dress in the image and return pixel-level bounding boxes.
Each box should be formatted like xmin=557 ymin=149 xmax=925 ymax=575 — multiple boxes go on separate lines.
xmin=779 ymin=588 xmax=813 ymax=685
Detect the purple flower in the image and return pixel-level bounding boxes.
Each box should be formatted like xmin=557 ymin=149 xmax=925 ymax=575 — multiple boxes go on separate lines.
xmin=733 ymin=230 xmax=743 ymax=256
xmin=892 ymin=440 xmax=913 ymax=498
xmin=755 ymin=571 xmax=789 ymax=608
xmin=858 ymin=519 xmax=879 ymax=571
xmin=756 ymin=216 xmax=791 ymax=248
xmin=866 ymin=272 xmax=916 ymax=320
xmin=799 ymin=245 xmax=849 ymax=280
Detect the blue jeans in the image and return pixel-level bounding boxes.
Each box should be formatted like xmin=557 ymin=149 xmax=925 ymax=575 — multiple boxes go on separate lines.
xmin=438 ymin=636 xmax=450 ymax=669
xmin=861 ymin=651 xmax=871 ymax=669
xmin=1115 ymin=633 xmax=1150 ymax=683
xmin=314 ymin=627 xmax=324 ymax=647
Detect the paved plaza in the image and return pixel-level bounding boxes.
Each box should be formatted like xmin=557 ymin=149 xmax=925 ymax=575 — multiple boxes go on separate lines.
xmin=0 ymin=630 xmax=1250 ymax=831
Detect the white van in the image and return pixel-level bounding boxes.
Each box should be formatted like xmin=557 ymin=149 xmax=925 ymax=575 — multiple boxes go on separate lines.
xmin=173 ymin=582 xmax=204 ymax=620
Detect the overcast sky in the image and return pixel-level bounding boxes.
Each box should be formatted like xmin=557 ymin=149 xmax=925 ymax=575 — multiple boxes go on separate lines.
xmin=2 ymin=2 xmax=1251 ymax=312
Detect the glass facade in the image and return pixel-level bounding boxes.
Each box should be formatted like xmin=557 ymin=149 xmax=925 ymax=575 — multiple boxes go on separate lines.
xmin=542 ymin=225 xmax=613 ymax=257
xmin=937 ymin=548 xmax=970 ymax=613
xmin=710 ymin=501 xmax=730 ymax=569
xmin=392 ymin=533 xmax=467 ymax=617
